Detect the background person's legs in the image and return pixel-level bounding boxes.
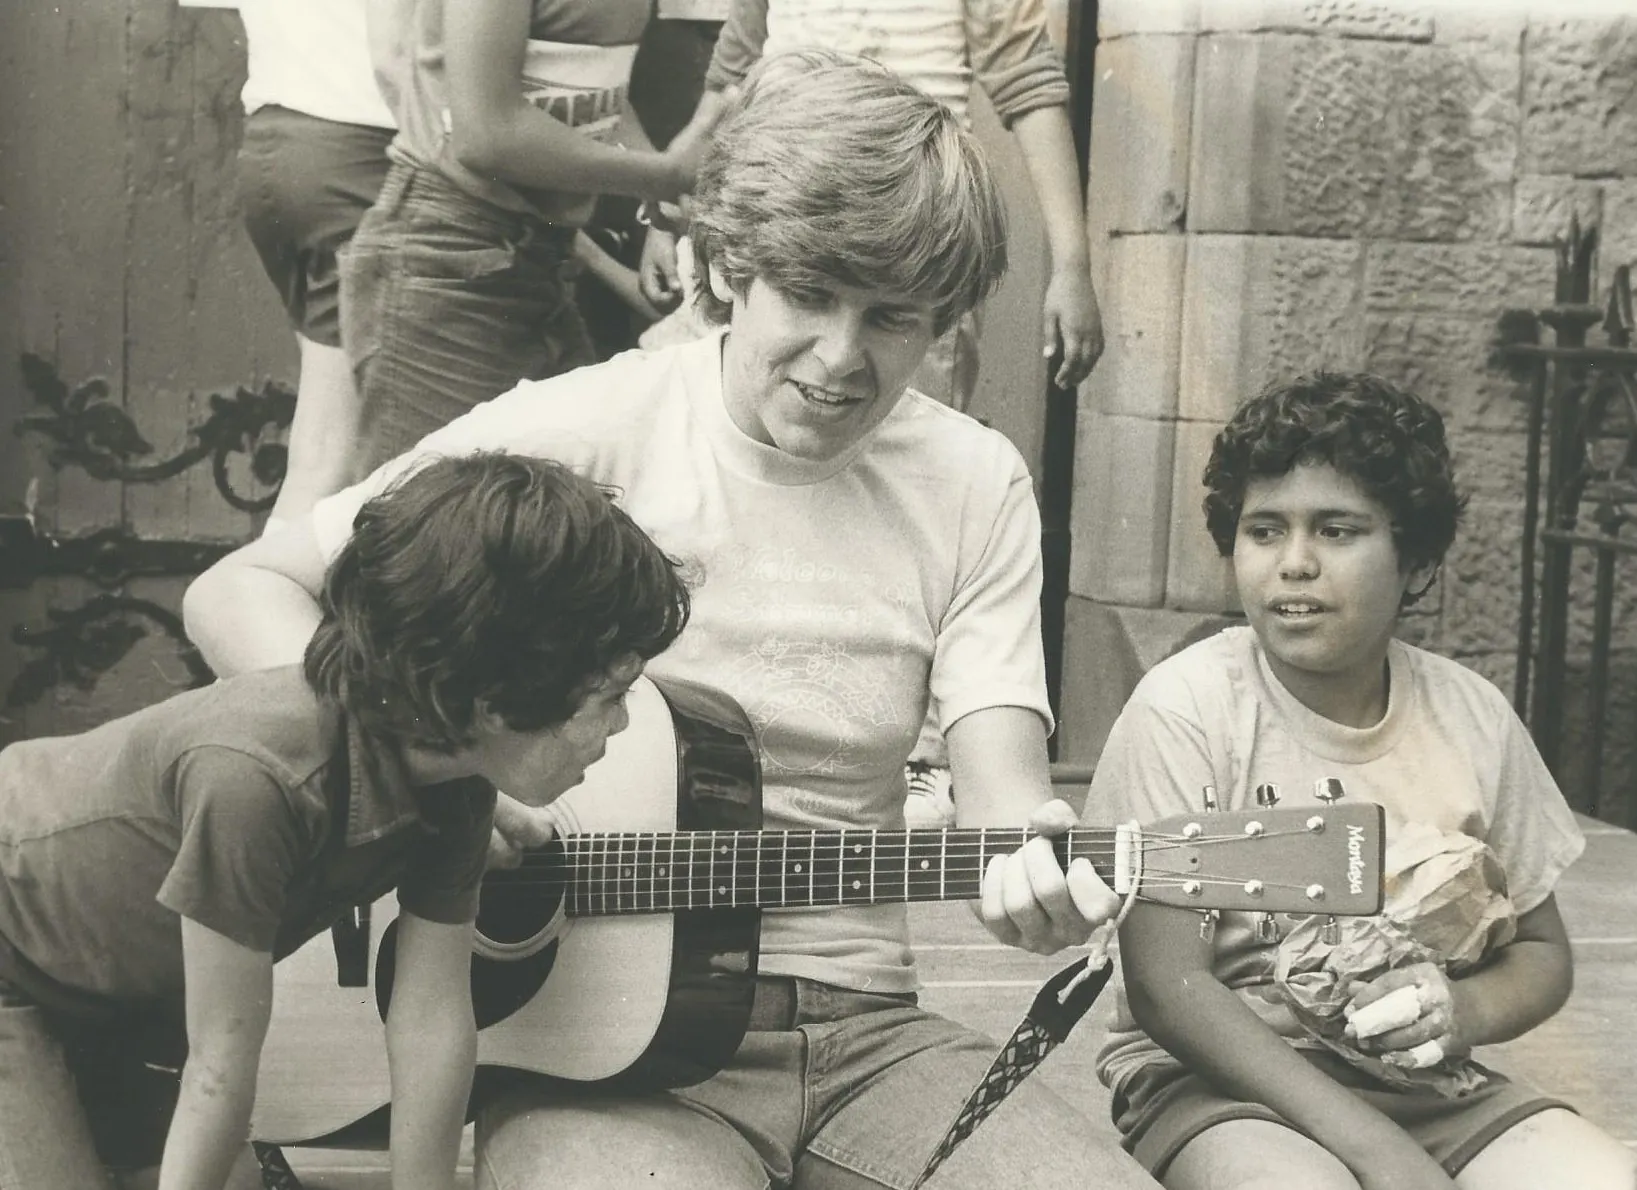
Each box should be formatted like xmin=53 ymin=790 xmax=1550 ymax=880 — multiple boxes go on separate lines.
xmin=266 ymin=334 xmax=365 ymax=528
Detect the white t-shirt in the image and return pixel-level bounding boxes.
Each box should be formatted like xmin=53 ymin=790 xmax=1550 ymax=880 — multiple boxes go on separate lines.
xmin=311 ymin=331 xmax=1051 ymax=992
xmin=1090 ymin=625 xmax=1586 ymax=1095
xmin=238 ymin=0 xmax=395 ymax=129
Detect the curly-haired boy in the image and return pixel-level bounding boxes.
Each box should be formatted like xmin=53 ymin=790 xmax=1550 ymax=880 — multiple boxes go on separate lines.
xmin=1089 ymin=372 xmax=1636 ymax=1189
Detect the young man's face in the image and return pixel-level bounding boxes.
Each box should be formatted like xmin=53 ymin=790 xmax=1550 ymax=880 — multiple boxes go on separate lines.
xmin=1233 ymin=462 xmax=1427 ymax=718
xmin=718 ymin=272 xmax=939 ymax=462
xmin=471 ymin=657 xmax=643 ymax=805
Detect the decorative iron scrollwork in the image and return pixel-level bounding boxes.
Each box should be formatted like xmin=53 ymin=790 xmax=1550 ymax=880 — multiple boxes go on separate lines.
xmin=6 ymin=593 xmax=213 ymax=709
xmin=0 ymin=518 xmax=233 ymax=707
xmin=15 ymin=353 xmax=295 ymax=512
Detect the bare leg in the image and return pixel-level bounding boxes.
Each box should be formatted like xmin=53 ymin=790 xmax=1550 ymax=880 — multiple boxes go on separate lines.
xmin=114 ymin=1144 xmax=261 ymax=1190
xmin=1455 ymin=1108 xmax=1636 ymax=1190
xmin=1163 ymin=1119 xmax=1362 ymax=1190
xmin=267 ymin=334 xmax=366 ymax=526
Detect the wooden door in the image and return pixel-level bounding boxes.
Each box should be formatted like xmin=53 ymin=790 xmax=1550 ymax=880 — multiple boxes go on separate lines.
xmin=0 ymin=2 xmax=293 ymax=745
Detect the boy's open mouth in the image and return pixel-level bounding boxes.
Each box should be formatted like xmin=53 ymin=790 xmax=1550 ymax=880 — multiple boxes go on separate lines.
xmin=791 ymin=379 xmax=860 ymax=408
xmin=1270 ymin=598 xmax=1326 ymax=618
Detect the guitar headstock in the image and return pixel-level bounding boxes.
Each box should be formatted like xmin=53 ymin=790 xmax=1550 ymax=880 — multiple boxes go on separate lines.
xmin=1131 ymin=802 xmax=1384 ymax=915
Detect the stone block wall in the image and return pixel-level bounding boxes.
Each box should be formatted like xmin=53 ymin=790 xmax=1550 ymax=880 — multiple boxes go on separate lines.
xmin=1061 ymin=0 xmax=1637 ymax=793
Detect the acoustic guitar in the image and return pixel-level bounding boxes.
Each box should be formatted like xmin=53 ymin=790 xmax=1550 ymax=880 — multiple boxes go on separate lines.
xmin=253 ymin=675 xmax=1384 ymax=1145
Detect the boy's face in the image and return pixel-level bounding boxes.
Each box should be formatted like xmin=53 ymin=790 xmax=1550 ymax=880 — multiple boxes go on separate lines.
xmin=1233 ymin=462 xmax=1429 ymax=715
xmin=717 ymin=271 xmax=938 ymax=462
xmin=471 ymin=657 xmax=644 ymax=806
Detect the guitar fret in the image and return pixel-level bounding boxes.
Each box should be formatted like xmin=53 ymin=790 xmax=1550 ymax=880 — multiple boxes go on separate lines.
xmin=792 ymin=831 xmax=813 ymax=907
xmin=869 ymin=829 xmax=877 ymax=904
xmin=754 ymin=831 xmax=766 ymax=909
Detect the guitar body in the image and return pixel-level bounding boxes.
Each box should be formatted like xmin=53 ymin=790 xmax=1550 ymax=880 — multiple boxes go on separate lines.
xmin=252 ymin=676 xmax=763 ymax=1145
xmin=461 ymin=676 xmax=762 ymax=1089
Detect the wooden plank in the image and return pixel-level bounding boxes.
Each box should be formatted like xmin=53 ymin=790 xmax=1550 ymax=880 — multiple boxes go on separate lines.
xmin=0 ymin=5 xmax=129 ymax=537
xmin=124 ymin=0 xmax=291 ymax=547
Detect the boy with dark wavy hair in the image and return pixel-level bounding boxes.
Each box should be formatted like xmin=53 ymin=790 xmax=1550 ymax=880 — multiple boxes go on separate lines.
xmin=1089 ymin=373 xmax=1635 ymax=1189
xmin=0 ymin=453 xmax=689 ymax=1190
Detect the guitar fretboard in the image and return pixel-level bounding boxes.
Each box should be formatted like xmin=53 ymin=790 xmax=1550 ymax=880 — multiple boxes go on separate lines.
xmin=534 ymin=829 xmax=1121 ymax=915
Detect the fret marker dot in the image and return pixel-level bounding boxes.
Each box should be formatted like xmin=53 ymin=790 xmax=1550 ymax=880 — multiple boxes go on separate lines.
xmin=853 ymin=844 xmax=863 ymax=854
xmin=793 ymin=863 xmax=804 ymax=873
xmin=919 ymin=860 xmax=930 ymax=870
xmin=717 ymin=885 xmax=727 ymax=896
xmin=851 ymin=879 xmax=861 ymax=890
xmin=719 ymin=845 xmax=729 ymax=855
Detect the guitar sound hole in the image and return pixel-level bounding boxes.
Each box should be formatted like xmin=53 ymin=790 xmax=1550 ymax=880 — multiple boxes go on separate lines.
xmin=476 ymin=846 xmax=568 ymax=946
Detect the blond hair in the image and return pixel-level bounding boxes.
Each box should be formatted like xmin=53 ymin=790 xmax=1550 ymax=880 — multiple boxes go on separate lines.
xmin=689 ymin=50 xmax=1008 ymax=335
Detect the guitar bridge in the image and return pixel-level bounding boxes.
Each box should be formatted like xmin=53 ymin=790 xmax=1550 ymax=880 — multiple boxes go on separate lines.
xmin=1113 ymin=822 xmax=1142 ymax=894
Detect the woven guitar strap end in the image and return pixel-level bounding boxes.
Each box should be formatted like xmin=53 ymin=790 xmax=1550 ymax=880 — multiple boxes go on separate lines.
xmin=911 ymin=953 xmax=1113 ymax=1188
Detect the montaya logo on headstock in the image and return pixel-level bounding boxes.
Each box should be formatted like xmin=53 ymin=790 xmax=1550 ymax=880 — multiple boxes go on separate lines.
xmin=1348 ymin=822 xmax=1367 ymax=896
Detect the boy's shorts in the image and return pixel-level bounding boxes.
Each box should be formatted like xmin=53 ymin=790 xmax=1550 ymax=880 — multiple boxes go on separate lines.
xmin=237 ymin=104 xmax=393 ymax=348
xmin=60 ymin=1008 xmax=188 ymax=1170
xmin=1113 ymin=1048 xmax=1572 ymax=1179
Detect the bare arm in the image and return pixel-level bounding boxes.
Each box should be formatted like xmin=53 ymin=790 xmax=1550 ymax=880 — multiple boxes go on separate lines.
xmin=443 ymin=0 xmax=689 ymax=199
xmin=386 ymin=913 xmax=479 ymax=1190
xmin=365 ymin=0 xmax=417 ymax=115
xmin=182 ymin=518 xmax=329 ymax=676
xmin=157 ymin=922 xmax=275 ymax=1190
xmin=949 ymin=705 xmax=1118 ymax=954
xmin=1121 ymin=901 xmax=1456 ymax=1189
xmin=1008 ymin=104 xmax=1104 ymax=388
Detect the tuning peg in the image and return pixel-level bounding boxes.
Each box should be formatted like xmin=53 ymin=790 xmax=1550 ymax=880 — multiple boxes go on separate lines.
xmin=1257 ymin=912 xmax=1279 ymax=941
xmin=1255 ymin=783 xmax=1280 ymax=807
xmin=1201 ymin=784 xmax=1219 ymax=812
xmin=1199 ymin=909 xmax=1219 ymax=941
xmin=1321 ymin=915 xmax=1340 ymax=944
xmin=1314 ymin=777 xmax=1346 ymax=803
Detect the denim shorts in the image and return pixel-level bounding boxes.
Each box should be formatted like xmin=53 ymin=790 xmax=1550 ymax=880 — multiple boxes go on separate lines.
xmin=340 ymin=160 xmax=596 ymax=470
xmin=473 ymin=975 xmax=1157 ymax=1190
xmin=237 ymin=105 xmax=393 ymax=347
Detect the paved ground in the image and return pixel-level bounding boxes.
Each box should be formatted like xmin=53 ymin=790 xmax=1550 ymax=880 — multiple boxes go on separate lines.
xmin=274 ymin=815 xmax=1637 ymax=1187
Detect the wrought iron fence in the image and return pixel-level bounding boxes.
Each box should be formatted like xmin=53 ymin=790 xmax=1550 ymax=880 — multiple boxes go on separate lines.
xmin=1498 ymin=217 xmax=1637 ymax=826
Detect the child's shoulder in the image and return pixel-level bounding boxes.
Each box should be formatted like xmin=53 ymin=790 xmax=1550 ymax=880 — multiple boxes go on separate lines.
xmin=1392 ymin=638 xmax=1516 ymax=728
xmin=1132 ymin=623 xmax=1258 ymax=705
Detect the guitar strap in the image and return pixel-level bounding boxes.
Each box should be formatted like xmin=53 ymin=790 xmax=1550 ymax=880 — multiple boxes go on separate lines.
xmin=912 ymin=952 xmax=1113 ymax=1188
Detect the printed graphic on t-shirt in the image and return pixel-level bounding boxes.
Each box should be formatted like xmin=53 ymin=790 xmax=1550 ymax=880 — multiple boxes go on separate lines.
xmin=520 ymin=39 xmax=638 ymax=143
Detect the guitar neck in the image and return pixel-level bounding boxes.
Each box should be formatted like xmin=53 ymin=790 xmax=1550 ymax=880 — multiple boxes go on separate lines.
xmin=551 ymin=829 xmax=1121 ymax=915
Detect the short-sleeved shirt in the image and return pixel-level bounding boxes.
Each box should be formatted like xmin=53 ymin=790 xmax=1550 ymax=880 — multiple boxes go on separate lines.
xmin=310 ymin=330 xmax=1050 ymax=994
xmin=388 ymin=0 xmax=651 ymax=226
xmin=704 ymin=0 xmax=1070 ymax=127
xmin=0 ymin=666 xmax=495 ymax=1015
xmin=1089 ymin=626 xmax=1586 ymax=1097
xmin=238 ymin=0 xmax=396 ymax=128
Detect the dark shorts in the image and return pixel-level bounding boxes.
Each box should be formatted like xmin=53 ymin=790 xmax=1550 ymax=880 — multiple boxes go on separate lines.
xmin=1113 ymin=1049 xmax=1573 ymax=1180
xmin=59 ymin=1007 xmax=187 ymax=1170
xmin=237 ymin=104 xmax=394 ymax=347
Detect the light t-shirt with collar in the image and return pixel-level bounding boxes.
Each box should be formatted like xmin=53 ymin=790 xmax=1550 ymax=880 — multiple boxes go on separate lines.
xmin=310 ymin=330 xmax=1051 ymax=993
xmin=1089 ymin=624 xmax=1586 ymax=1096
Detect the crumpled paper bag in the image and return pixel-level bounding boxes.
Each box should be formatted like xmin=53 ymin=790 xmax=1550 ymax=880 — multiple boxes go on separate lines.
xmin=1272 ymin=823 xmax=1517 ymax=1096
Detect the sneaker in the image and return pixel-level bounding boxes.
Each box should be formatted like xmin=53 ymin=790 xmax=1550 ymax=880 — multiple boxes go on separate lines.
xmin=904 ymin=762 xmax=955 ymax=828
